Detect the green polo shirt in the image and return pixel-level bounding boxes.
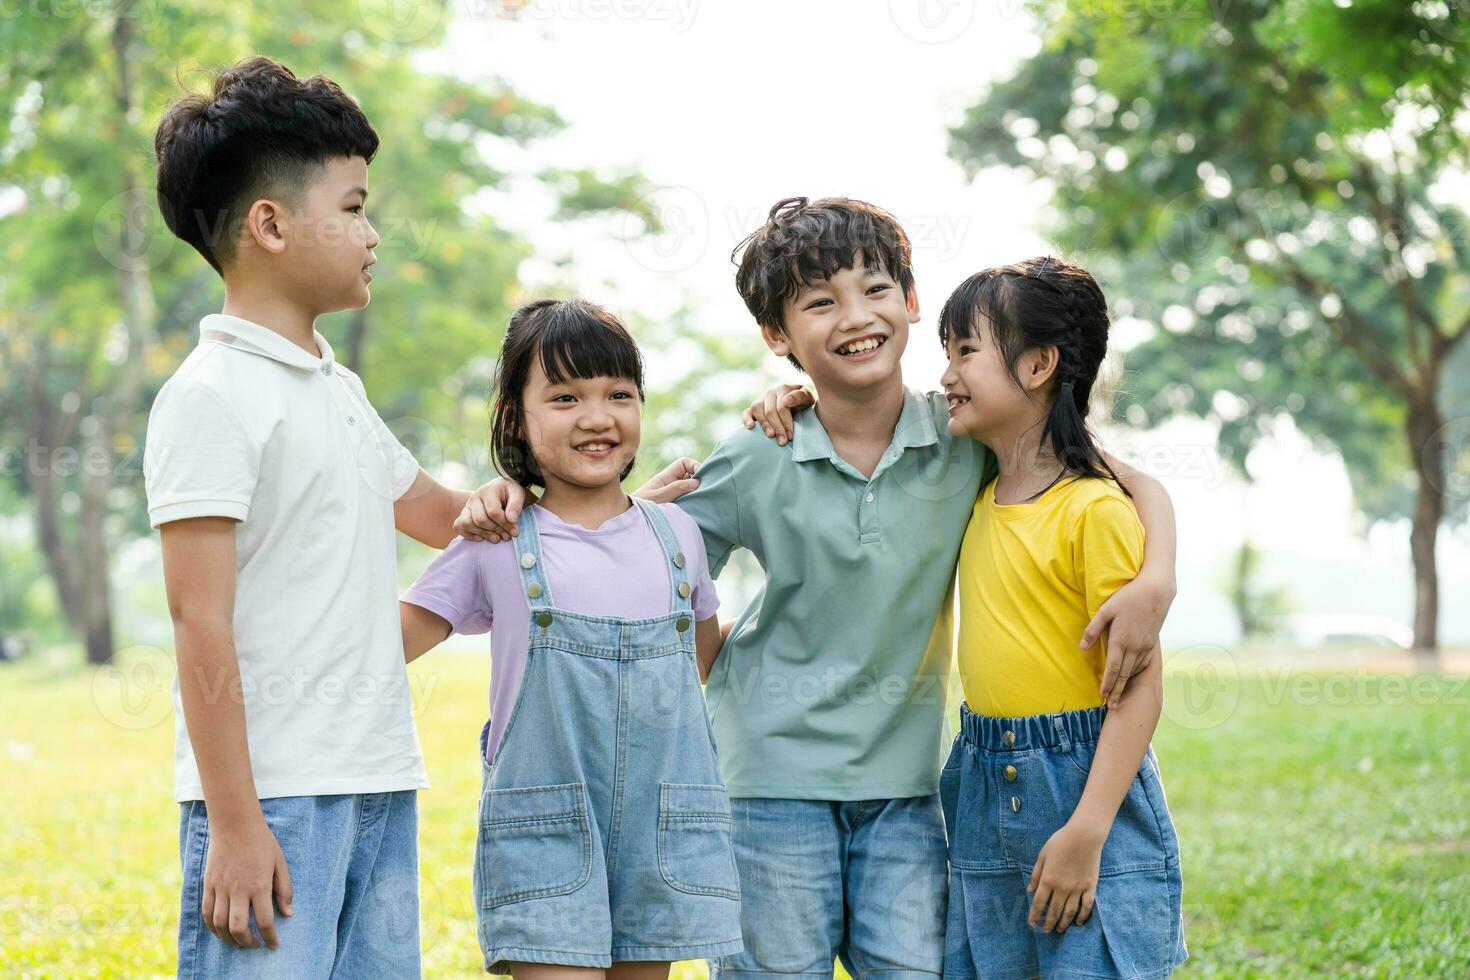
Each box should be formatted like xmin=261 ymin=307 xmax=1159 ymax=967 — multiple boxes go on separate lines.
xmin=678 ymin=388 xmax=995 ymax=800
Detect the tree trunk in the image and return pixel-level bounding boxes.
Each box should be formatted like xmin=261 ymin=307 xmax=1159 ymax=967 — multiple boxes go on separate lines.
xmin=26 ymin=346 xmax=87 ymax=641
xmin=79 ymin=416 xmax=116 ymax=665
xmin=1405 ymin=396 xmax=1444 ymax=669
xmin=29 ymin=436 xmax=84 ymax=637
xmin=343 ymin=307 xmax=369 ymax=375
xmin=65 ymin=11 xmax=162 ymax=666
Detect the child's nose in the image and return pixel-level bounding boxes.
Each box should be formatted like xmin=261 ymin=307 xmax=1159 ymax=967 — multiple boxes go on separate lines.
xmin=580 ymin=407 xmax=614 ymax=429
xmin=837 ymin=300 xmax=876 ymax=329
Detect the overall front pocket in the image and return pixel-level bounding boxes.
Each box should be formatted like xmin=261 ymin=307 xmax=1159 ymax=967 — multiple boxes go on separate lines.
xmin=477 ymin=782 xmax=592 ymax=909
xmin=657 ymin=783 xmax=741 ymax=901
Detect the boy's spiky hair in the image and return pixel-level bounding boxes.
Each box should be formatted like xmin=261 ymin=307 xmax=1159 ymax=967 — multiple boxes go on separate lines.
xmin=153 ymin=56 xmax=379 ymax=274
xmin=731 ymin=196 xmax=915 ymax=372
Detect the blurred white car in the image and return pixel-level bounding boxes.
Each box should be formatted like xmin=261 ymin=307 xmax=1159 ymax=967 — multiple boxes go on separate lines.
xmin=1282 ymin=614 xmax=1413 ymax=650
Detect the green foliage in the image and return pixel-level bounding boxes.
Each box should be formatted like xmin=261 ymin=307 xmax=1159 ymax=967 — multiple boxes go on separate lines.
xmin=948 ymin=0 xmax=1470 ymax=524
xmin=0 ymin=3 xmax=714 ymax=650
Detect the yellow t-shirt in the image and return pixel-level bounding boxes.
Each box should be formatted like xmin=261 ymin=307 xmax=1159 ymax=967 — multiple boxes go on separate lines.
xmin=957 ymin=475 xmax=1145 ymax=718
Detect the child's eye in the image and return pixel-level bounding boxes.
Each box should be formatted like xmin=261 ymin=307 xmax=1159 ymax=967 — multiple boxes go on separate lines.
xmin=348 ymin=206 xmax=364 ymax=214
xmin=611 ymin=391 xmax=634 ymax=400
xmin=804 ymin=298 xmax=832 ymax=311
xmin=867 ymin=284 xmax=891 ymax=295
xmin=552 ymin=394 xmax=576 ymax=403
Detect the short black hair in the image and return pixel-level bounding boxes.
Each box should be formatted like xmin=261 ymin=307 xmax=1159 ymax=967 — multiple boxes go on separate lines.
xmin=153 ymin=56 xmax=379 ymax=274
xmin=491 ymin=299 xmax=646 ymax=490
xmin=732 ymin=196 xmax=915 ymax=372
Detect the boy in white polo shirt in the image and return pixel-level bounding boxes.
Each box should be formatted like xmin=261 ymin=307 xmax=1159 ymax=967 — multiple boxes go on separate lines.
xmin=145 ymin=57 xmax=497 ymax=978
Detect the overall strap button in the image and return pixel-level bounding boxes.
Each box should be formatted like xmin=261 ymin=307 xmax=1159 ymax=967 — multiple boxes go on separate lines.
xmin=535 ymin=611 xmax=553 ymax=629
xmin=527 ymin=583 xmax=543 ymax=599
xmin=677 ymin=582 xmax=691 ymax=598
xmin=520 ymin=553 xmax=537 ymax=569
xmin=673 ymin=552 xmax=686 ymax=568
xmin=675 ymin=616 xmax=691 ymax=633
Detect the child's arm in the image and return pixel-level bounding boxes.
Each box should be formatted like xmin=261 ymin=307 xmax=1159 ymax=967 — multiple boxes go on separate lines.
xmin=1084 ymin=454 xmax=1177 ymax=708
xmin=395 ymin=469 xmax=512 ymax=550
xmin=451 ymin=457 xmax=704 ymax=543
xmin=160 ymin=517 xmax=292 ymax=951
xmin=1029 ymin=494 xmax=1157 ymax=934
xmin=695 ymin=616 xmax=724 ymax=683
xmin=1028 ymin=651 xmax=1163 ymax=935
xmin=401 ymin=601 xmax=452 ymax=665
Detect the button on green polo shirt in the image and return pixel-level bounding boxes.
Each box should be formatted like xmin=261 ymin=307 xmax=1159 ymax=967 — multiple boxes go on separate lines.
xmin=678 ymin=388 xmax=995 ymax=800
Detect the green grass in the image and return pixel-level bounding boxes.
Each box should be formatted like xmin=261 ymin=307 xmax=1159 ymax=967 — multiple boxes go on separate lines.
xmin=1 ymin=648 xmax=1467 ymax=977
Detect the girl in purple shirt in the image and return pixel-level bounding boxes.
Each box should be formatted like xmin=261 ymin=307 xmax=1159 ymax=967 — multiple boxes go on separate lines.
xmin=400 ymin=299 xmax=742 ymax=978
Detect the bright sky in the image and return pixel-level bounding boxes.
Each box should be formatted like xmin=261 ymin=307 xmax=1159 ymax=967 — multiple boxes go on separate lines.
xmin=422 ymin=0 xmax=1470 ymax=645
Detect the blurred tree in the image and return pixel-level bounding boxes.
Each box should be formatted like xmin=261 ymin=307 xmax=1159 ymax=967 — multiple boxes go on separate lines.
xmin=1216 ymin=538 xmax=1292 ymax=643
xmin=950 ymin=0 xmax=1470 ymax=654
xmin=0 ymin=2 xmax=663 ymax=663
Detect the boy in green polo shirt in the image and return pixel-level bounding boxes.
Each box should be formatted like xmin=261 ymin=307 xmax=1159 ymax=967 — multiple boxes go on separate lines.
xmin=463 ymin=196 xmax=1177 ymax=978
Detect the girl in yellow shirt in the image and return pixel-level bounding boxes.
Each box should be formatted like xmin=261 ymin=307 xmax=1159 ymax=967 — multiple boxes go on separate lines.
xmin=937 ymin=257 xmax=1186 ymax=979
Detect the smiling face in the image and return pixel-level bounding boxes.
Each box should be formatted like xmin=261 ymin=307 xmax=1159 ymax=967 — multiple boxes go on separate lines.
xmin=940 ymin=311 xmax=1052 ymax=446
xmin=520 ymin=357 xmax=642 ymax=493
xmin=761 ymin=258 xmax=919 ymax=398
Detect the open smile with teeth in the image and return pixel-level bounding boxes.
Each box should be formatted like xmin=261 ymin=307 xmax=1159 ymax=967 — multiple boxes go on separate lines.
xmin=947 ymin=394 xmax=971 ymax=412
xmin=837 ymin=336 xmax=887 ymax=356
xmin=575 ymin=442 xmax=617 ymax=455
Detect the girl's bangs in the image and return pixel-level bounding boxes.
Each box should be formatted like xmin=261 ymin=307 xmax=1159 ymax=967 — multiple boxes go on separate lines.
xmin=536 ymin=307 xmax=644 ymax=390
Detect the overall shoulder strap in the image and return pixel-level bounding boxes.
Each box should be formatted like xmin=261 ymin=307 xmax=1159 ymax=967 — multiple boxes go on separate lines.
xmin=633 ymin=498 xmax=692 ymax=612
xmin=510 ymin=504 xmax=554 ymax=607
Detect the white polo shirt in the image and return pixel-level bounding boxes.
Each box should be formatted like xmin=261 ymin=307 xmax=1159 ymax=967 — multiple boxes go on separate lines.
xmin=145 ymin=314 xmax=429 ymax=802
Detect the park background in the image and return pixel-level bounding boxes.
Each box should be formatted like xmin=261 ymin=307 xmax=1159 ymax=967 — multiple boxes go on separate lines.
xmin=2 ymin=0 xmax=1469 ymax=975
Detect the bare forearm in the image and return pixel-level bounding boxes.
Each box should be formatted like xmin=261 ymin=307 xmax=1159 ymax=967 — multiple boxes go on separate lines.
xmin=394 ymin=467 xmax=476 ymax=549
xmin=419 ymin=487 xmax=470 ymax=549
xmin=695 ymin=617 xmax=724 ymax=683
xmin=1071 ymin=667 xmax=1162 ymax=835
xmin=401 ymin=601 xmax=452 ymax=665
xmin=174 ymin=618 xmax=262 ymax=831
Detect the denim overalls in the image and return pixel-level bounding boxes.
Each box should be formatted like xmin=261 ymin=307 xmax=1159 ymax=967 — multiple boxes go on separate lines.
xmin=473 ymin=497 xmax=744 ymax=972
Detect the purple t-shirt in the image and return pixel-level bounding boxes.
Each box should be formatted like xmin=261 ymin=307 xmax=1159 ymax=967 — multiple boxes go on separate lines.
xmin=402 ymin=499 xmax=719 ymax=764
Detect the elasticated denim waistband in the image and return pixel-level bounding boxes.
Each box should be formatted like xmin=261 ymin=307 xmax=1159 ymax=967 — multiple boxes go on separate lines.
xmin=959 ymin=702 xmax=1108 ymax=751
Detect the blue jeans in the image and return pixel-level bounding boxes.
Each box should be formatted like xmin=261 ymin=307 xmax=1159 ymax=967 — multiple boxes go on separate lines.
xmin=709 ymin=795 xmax=949 ymax=979
xmin=177 ymin=791 xmax=419 ymax=979
xmin=940 ymin=705 xmax=1187 ymax=980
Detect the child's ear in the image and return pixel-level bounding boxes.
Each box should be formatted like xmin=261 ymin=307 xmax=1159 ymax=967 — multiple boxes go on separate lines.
xmin=759 ymin=322 xmax=791 ymax=358
xmin=1024 ymin=346 xmax=1060 ymax=392
xmin=905 ymin=283 xmax=921 ymax=324
xmin=244 ymin=197 xmax=290 ymax=257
